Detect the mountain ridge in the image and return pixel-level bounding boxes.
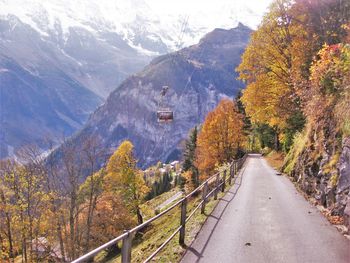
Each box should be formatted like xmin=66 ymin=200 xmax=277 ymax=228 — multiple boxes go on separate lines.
xmin=0 ymin=0 xmax=261 ymax=159
xmin=58 ymin=23 xmax=252 ymax=171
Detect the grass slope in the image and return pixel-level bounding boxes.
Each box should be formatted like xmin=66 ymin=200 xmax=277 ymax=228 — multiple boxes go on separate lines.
xmin=95 ymin=183 xmax=231 ymax=262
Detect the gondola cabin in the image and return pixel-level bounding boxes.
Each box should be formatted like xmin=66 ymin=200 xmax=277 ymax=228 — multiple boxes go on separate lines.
xmin=157 ymin=109 xmax=173 ymax=123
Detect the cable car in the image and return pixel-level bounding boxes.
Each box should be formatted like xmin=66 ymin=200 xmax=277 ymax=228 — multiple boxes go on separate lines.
xmin=157 ymin=86 xmax=174 ymax=123
xmin=157 ymin=109 xmax=174 ymax=123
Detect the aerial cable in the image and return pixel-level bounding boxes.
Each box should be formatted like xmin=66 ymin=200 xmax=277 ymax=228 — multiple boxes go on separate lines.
xmin=148 ymin=15 xmax=190 ymax=161
xmin=151 ymin=15 xmax=210 ymax=163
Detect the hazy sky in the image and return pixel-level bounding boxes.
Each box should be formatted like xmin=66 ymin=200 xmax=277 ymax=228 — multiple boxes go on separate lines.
xmin=146 ymin=0 xmax=273 ymax=30
xmin=0 ymin=0 xmax=274 ymax=30
xmin=147 ymin=0 xmax=273 ymax=16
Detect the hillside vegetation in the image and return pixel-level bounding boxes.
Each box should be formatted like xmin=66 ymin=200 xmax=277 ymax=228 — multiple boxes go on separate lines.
xmin=0 ymin=97 xmax=245 ymax=261
xmin=237 ymin=0 xmax=350 ymax=228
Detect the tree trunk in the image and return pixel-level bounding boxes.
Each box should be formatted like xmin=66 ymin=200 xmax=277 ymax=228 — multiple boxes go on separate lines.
xmin=136 ymin=208 xmax=143 ymax=225
xmin=57 ymin=214 xmax=66 ymax=262
xmin=274 ymin=130 xmax=280 ymax=151
xmin=69 ymin=195 xmax=76 ymax=260
xmin=22 ymin=236 xmax=27 ymax=263
xmin=6 ymin=217 xmax=14 ymax=260
xmin=0 ymin=190 xmax=14 ymax=260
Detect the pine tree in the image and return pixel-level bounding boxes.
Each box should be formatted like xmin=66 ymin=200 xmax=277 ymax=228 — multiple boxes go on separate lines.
xmin=182 ymin=127 xmax=199 ymax=187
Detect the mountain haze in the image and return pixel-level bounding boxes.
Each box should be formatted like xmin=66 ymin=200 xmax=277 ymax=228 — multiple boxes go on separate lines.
xmin=0 ymin=0 xmax=267 ymax=158
xmin=63 ymin=24 xmax=252 ymax=169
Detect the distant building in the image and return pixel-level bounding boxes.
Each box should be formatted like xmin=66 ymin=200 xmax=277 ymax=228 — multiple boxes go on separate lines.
xmin=170 ymin=160 xmax=179 ymax=167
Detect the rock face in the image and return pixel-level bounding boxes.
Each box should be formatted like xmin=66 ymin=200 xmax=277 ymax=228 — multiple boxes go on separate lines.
xmin=338 ymin=138 xmax=350 ymax=226
xmin=338 ymin=138 xmax=350 ymax=192
xmin=61 ymin=24 xmax=252 ymax=169
xmin=287 ymin=117 xmax=350 ymax=228
xmin=0 ymin=47 xmax=102 ymax=158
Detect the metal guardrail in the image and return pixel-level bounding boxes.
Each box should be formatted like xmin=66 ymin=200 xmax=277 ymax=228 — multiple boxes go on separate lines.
xmin=71 ymin=154 xmax=247 ymax=263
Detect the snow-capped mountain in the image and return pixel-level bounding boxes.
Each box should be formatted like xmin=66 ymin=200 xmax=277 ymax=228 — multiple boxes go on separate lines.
xmin=0 ymin=0 xmax=270 ymax=158
xmin=0 ymin=0 xmax=271 ymax=96
xmin=0 ymin=0 xmax=269 ymax=53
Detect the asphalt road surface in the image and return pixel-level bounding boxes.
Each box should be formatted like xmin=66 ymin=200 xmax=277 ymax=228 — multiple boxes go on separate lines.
xmin=181 ymin=154 xmax=350 ymax=263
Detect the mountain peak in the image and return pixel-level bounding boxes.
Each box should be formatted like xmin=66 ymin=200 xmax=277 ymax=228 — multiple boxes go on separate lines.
xmin=237 ymin=22 xmax=246 ymax=28
xmin=0 ymin=0 xmax=270 ymax=52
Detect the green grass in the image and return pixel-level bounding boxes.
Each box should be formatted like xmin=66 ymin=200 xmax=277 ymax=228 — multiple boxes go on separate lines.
xmin=283 ymin=127 xmax=310 ymax=174
xmin=142 ymin=187 xmax=181 ymax=217
xmin=342 ymin=119 xmax=350 ymax=137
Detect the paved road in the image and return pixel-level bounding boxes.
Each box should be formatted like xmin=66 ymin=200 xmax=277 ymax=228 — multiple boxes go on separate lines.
xmin=181 ymin=154 xmax=350 ymax=263
xmin=156 ymin=191 xmax=183 ymax=210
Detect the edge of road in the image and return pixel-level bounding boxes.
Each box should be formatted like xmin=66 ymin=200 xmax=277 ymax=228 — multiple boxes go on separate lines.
xmin=179 ymin=155 xmax=250 ymax=261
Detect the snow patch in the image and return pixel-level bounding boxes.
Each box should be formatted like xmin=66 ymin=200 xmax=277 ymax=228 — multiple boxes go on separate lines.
xmin=59 ymin=48 xmax=83 ymax=66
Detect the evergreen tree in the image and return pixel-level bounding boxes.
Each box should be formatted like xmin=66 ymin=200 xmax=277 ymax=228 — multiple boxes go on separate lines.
xmin=182 ymin=126 xmax=199 ymax=187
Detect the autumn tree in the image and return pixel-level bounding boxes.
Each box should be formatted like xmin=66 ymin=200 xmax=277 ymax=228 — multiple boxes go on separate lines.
xmin=0 ymin=146 xmax=51 ymax=262
xmin=305 ymin=44 xmax=350 ymax=142
xmin=238 ymin=0 xmax=297 ymax=123
xmin=78 ymin=169 xmax=105 ymax=253
xmin=87 ymin=192 xmax=135 ymax=256
xmin=105 ymin=140 xmax=149 ymax=225
xmin=237 ymin=0 xmax=349 ymax=150
xmin=195 ymin=99 xmax=245 ymax=178
xmin=59 ymin=140 xmax=86 ymax=260
xmin=79 ymin=136 xmax=105 ymax=253
xmin=237 ymin=0 xmax=306 ymax=150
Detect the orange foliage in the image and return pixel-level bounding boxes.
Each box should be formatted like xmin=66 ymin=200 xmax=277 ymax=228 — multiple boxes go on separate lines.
xmin=85 ymin=192 xmax=136 ymax=247
xmin=182 ymin=170 xmax=195 ymax=192
xmin=195 ymin=99 xmax=245 ymax=178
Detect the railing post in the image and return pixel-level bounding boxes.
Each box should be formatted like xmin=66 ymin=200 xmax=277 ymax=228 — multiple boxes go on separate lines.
xmin=179 ymin=198 xmax=187 ymax=246
xmin=228 ymin=163 xmax=233 ymax=185
xmin=214 ymin=173 xmax=220 ymax=200
xmin=121 ymin=231 xmax=133 ymax=263
xmin=221 ymin=170 xmax=226 ymax=192
xmin=201 ymin=181 xmax=208 ymax=214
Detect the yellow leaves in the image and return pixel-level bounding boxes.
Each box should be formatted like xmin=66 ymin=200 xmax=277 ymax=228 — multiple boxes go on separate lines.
xmin=237 ymin=0 xmax=313 ymax=131
xmin=105 ymin=140 xmax=137 ymax=189
xmin=195 ymin=99 xmax=245 ymax=177
xmin=87 ymin=192 xmax=136 ymax=245
xmin=182 ymin=170 xmax=196 ymax=192
xmin=241 ymin=74 xmax=288 ymax=129
xmin=104 ymin=140 xmax=149 ymax=219
xmin=78 ymin=169 xmax=104 ymax=202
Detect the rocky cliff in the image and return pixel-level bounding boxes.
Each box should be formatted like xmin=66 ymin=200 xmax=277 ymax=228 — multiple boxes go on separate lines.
xmin=285 ymin=124 xmax=350 ymax=229
xmin=62 ymin=24 xmax=252 ymax=169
